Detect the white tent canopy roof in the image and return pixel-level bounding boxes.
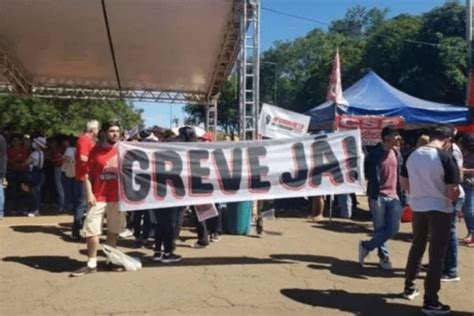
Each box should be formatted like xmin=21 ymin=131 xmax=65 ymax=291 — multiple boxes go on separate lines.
xmin=0 ymin=0 xmax=244 ymax=103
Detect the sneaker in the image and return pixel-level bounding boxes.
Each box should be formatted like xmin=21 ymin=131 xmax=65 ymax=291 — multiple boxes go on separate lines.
xmin=152 ymin=252 xmax=162 ymax=262
xmin=192 ymin=242 xmax=209 ymax=249
xmin=403 ymin=288 xmax=420 ymax=300
xmin=161 ymin=253 xmax=182 ymax=263
xmin=70 ymin=265 xmax=97 ymax=277
xmin=358 ymin=241 xmax=369 ymax=266
xmin=105 ymin=262 xmax=125 ymax=272
xmin=441 ymin=275 xmax=460 ymax=282
xmin=421 ymin=302 xmax=451 ymax=315
xmin=379 ymin=257 xmax=393 ymax=270
xmin=133 ymin=238 xmax=144 ymax=248
xmin=210 ymin=234 xmax=222 ymax=242
xmin=119 ymin=229 xmax=134 ymax=238
xmin=27 ymin=210 xmax=39 ymax=217
xmin=467 ymin=240 xmax=474 ymax=248
xmin=70 ymin=233 xmax=81 ymax=241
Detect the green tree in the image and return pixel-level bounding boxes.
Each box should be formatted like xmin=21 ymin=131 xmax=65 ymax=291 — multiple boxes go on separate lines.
xmin=329 ymin=6 xmax=389 ymax=37
xmin=184 ymin=1 xmax=469 ymax=128
xmin=0 ymin=96 xmax=142 ymax=136
xmin=364 ymin=15 xmax=424 ymax=94
xmin=364 ymin=0 xmax=467 ymax=103
xmin=184 ymin=76 xmax=239 ymax=134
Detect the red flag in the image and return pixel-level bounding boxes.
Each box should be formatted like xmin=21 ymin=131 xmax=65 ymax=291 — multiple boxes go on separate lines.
xmin=326 ymin=48 xmax=348 ymax=105
xmin=461 ymin=70 xmax=474 ymax=132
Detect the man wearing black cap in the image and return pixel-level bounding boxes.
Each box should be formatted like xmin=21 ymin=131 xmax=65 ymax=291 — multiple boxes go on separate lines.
xmin=401 ymin=125 xmax=460 ymax=315
xmin=359 ymin=125 xmax=403 ymax=270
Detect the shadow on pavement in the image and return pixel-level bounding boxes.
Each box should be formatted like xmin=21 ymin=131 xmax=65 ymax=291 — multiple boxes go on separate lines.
xmin=312 ymin=221 xmax=373 ymax=234
xmin=271 ymin=254 xmax=407 ymax=280
xmin=312 ymin=221 xmax=413 ymax=242
xmin=10 ymin=225 xmax=83 ymax=243
xmin=280 ymin=288 xmax=471 ymax=316
xmin=3 ymin=256 xmax=84 ymax=273
xmin=141 ymin=256 xmax=292 ymax=268
xmin=11 ymin=225 xmax=66 ymax=238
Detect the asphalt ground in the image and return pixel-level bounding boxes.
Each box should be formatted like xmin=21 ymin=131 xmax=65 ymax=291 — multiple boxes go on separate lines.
xmin=1 ymin=198 xmax=473 ymax=315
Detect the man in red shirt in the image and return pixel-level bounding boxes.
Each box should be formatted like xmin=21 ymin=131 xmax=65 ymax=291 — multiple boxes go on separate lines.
xmin=71 ymin=120 xmax=99 ymax=239
xmin=71 ymin=121 xmax=125 ymax=276
xmin=359 ymin=125 xmax=403 ymax=270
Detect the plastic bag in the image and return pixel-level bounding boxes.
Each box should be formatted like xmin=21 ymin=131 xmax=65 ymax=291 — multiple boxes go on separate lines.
xmin=102 ymin=244 xmax=142 ymax=271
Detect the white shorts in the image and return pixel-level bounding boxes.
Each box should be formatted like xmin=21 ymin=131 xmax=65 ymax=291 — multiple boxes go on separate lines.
xmin=82 ymin=202 xmax=125 ymax=237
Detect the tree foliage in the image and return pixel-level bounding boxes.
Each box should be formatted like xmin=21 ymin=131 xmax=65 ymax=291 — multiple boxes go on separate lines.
xmin=256 ymin=0 xmax=468 ymax=118
xmin=0 ymin=97 xmax=142 ymax=136
xmin=184 ymin=76 xmax=239 ymax=134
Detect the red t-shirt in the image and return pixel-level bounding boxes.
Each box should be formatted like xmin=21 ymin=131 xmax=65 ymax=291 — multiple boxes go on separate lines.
xmin=7 ymin=146 xmax=28 ymax=171
xmin=379 ymin=149 xmax=398 ymax=198
xmin=75 ymin=134 xmax=95 ymax=181
xmin=88 ymin=144 xmax=119 ymax=202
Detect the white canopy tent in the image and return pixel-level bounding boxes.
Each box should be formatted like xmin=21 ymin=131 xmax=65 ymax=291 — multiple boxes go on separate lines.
xmin=0 ymin=0 xmax=260 ymax=138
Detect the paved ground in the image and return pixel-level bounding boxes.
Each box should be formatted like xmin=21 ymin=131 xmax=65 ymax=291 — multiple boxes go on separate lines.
xmin=1 ymin=199 xmax=473 ymax=315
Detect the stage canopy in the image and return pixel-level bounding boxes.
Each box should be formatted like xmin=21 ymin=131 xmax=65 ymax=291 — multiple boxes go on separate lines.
xmin=0 ymin=0 xmax=244 ymax=103
xmin=306 ymin=71 xmax=472 ymax=129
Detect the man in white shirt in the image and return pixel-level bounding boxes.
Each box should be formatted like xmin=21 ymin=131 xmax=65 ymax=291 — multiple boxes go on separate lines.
xmin=401 ymin=126 xmax=460 ymax=315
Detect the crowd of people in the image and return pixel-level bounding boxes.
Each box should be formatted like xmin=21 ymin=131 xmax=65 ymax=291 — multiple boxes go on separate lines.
xmin=359 ymin=125 xmax=473 ymax=315
xmin=0 ymin=120 xmax=473 ymax=315
xmin=0 ymin=121 xmax=225 ymax=272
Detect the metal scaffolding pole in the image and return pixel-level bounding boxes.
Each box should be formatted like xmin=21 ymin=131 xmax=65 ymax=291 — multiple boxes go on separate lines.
xmin=239 ymin=0 xmax=260 ymax=141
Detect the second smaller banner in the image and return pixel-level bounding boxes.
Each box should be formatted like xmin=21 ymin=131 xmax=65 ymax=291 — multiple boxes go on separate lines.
xmin=258 ymin=103 xmax=311 ymax=139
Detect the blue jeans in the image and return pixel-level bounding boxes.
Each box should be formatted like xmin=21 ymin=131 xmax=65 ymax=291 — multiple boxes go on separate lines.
xmin=462 ymin=181 xmax=474 ymax=236
xmin=54 ymin=168 xmax=65 ymax=211
xmin=71 ymin=180 xmax=87 ymax=237
xmin=443 ymin=202 xmax=463 ymax=277
xmin=31 ymin=172 xmax=45 ymax=212
xmin=62 ymin=174 xmax=73 ymax=211
xmin=363 ymin=196 xmax=402 ymax=260
xmin=0 ymin=177 xmax=4 ymax=217
xmin=337 ymin=194 xmax=352 ymax=218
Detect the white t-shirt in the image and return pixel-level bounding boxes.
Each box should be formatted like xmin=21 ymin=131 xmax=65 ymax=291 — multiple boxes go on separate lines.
xmin=402 ymin=146 xmax=460 ymax=213
xmin=451 ymin=143 xmax=465 ymax=198
xmin=63 ymin=147 xmax=75 ymax=160
xmin=30 ymin=150 xmax=44 ymax=168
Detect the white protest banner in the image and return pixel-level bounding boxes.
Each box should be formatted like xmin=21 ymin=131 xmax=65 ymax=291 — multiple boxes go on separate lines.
xmin=258 ymin=103 xmax=311 ymax=139
xmin=118 ymin=130 xmax=365 ymax=211
xmin=336 ymin=115 xmax=404 ymax=146
xmin=195 ymin=204 xmax=219 ymax=222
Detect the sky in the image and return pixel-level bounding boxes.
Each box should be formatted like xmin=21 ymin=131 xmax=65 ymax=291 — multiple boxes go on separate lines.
xmin=136 ymin=0 xmax=448 ymax=129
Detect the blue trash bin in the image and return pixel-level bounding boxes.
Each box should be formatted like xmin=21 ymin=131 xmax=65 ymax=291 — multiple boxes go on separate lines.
xmin=223 ymin=201 xmax=252 ymax=235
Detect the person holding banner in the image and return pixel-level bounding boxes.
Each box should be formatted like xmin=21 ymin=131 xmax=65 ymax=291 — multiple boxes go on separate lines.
xmin=71 ymin=121 xmax=126 ymax=277
xmin=359 ymin=125 xmax=403 ymax=270
xmin=151 ymin=127 xmax=194 ymax=263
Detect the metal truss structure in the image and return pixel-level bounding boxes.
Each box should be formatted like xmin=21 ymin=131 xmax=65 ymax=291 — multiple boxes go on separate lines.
xmin=238 ymin=0 xmax=260 ymax=140
xmin=33 ymin=86 xmax=207 ymax=104
xmin=0 ymin=49 xmax=30 ymax=95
